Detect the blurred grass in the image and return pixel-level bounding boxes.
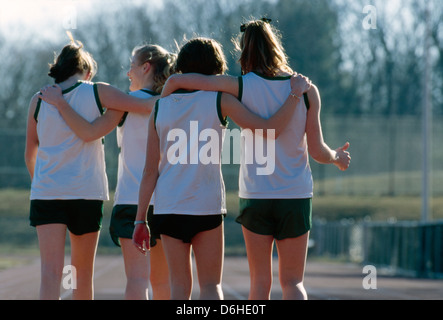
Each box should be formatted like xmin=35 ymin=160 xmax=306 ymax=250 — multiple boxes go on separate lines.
xmin=1 ymin=183 xmax=442 ymax=257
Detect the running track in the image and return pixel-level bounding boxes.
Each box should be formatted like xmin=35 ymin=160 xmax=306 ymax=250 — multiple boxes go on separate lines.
xmin=1 ymin=255 xmax=442 ymax=300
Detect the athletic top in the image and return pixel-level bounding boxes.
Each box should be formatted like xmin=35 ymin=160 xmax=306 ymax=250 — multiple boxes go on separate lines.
xmin=153 ymin=90 xmax=227 ymax=215
xmin=238 ymin=72 xmax=313 ymax=199
xmin=114 ymin=89 xmax=157 ymax=205
xmin=30 ymin=81 xmax=109 ymax=200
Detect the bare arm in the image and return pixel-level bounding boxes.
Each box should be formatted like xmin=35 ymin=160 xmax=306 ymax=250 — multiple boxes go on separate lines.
xmin=133 ymin=112 xmax=160 ymax=254
xmin=24 ymin=94 xmax=40 ymax=180
xmin=161 ymin=73 xmax=239 ymax=98
xmin=221 ymin=74 xmax=311 ymax=138
xmin=97 ymin=83 xmax=159 ymax=114
xmin=39 ymin=85 xmax=124 ymax=142
xmin=305 ymin=84 xmax=351 ymax=171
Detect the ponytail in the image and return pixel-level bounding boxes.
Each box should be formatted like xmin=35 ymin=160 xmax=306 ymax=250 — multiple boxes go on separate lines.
xmin=48 ymin=32 xmax=97 ymax=83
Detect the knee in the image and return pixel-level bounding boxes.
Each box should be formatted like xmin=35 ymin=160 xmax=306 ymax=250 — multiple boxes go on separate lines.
xmin=280 ymin=278 xmax=307 ymax=300
xmin=199 ymin=283 xmax=223 ymax=300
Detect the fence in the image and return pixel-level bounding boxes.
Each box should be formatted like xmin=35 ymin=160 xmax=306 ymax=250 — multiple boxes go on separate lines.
xmin=310 ymin=219 xmax=443 ymax=278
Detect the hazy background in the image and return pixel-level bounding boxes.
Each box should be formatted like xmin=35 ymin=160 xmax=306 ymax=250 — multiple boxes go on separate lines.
xmin=0 ymin=0 xmax=442 ymax=216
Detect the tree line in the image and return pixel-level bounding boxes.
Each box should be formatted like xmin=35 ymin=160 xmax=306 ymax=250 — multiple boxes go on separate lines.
xmin=0 ymin=0 xmax=441 ymax=131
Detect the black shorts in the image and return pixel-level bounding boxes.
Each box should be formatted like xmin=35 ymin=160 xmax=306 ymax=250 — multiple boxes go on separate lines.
xmin=152 ymin=214 xmax=224 ymax=243
xmin=30 ymin=199 xmax=103 ymax=236
xmin=236 ymin=198 xmax=312 ymax=240
xmin=109 ymin=205 xmax=159 ymax=248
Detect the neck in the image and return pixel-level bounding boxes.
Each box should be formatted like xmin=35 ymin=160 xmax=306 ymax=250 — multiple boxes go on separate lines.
xmin=58 ymin=74 xmax=85 ymax=90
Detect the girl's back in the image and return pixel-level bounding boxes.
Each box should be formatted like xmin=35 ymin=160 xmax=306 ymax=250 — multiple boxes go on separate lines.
xmin=154 ymin=90 xmax=227 ymax=216
xmin=31 ymin=81 xmax=108 ymax=200
xmin=239 ymin=72 xmax=313 ymax=199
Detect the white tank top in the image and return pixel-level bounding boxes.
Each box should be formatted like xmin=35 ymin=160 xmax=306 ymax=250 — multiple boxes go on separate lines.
xmin=114 ymin=89 xmax=157 ymax=205
xmin=30 ymin=81 xmax=109 ymax=200
xmin=153 ymin=90 xmax=227 ymax=215
xmin=238 ymin=72 xmax=313 ymax=199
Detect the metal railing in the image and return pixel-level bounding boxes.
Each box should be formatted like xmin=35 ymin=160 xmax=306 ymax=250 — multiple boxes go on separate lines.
xmin=310 ymin=219 xmax=443 ymax=278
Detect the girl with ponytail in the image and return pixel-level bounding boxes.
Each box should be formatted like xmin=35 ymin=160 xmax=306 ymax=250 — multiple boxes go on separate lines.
xmin=31 ymin=36 xmax=174 ymax=299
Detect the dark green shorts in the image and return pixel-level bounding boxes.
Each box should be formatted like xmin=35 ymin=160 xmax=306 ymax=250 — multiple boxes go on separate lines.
xmin=152 ymin=214 xmax=224 ymax=243
xmin=30 ymin=199 xmax=103 ymax=236
xmin=236 ymin=198 xmax=312 ymax=240
xmin=109 ymin=205 xmax=158 ymax=248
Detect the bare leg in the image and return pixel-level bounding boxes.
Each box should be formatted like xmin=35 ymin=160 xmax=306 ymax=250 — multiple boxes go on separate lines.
xmin=192 ymin=223 xmax=224 ymax=300
xmin=161 ymin=234 xmax=193 ymax=300
xmin=149 ymin=239 xmax=170 ymax=300
xmin=69 ymin=231 xmax=100 ymax=300
xmin=36 ymin=224 xmax=67 ymax=300
xmin=275 ymin=232 xmax=309 ymax=300
xmin=120 ymin=238 xmax=150 ymax=300
xmin=242 ymin=226 xmax=274 ymax=300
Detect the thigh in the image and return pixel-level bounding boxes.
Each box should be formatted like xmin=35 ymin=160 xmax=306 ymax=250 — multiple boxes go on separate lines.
xmin=275 ymin=232 xmax=310 ymax=283
xmin=161 ymin=234 xmax=193 ymax=299
xmin=69 ymin=231 xmax=100 ymax=274
xmin=120 ymin=238 xmax=150 ymax=279
xmin=242 ymin=226 xmax=274 ymax=276
xmin=192 ymin=223 xmax=224 ymax=285
xmin=149 ymin=239 xmax=169 ymax=282
xmin=36 ymin=224 xmax=67 ymax=271
xmin=161 ymin=234 xmax=192 ymax=279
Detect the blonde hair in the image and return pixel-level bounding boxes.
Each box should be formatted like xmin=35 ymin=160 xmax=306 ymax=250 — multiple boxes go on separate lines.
xmin=132 ymin=44 xmax=176 ymax=93
xmin=49 ymin=32 xmax=97 ymax=83
xmin=234 ymin=19 xmax=292 ymax=76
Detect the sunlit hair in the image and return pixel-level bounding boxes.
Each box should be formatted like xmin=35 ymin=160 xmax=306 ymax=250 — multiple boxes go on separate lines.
xmin=234 ymin=19 xmax=293 ymax=76
xmin=175 ymin=37 xmax=227 ymax=76
xmin=132 ymin=44 xmax=177 ymax=94
xmin=48 ymin=32 xmax=97 ymax=83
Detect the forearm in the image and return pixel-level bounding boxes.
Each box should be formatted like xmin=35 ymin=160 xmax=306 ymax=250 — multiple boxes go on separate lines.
xmin=135 ymin=168 xmax=158 ymax=222
xmin=309 ymin=141 xmax=337 ymax=164
xmin=55 ymin=99 xmax=102 ymax=141
xmin=98 ymin=83 xmax=157 ymax=114
xmin=162 ymin=74 xmax=238 ymax=97
xmin=24 ymin=155 xmax=36 ymax=180
xmin=265 ymin=94 xmax=300 ymax=137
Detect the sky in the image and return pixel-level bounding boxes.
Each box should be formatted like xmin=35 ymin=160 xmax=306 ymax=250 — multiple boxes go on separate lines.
xmin=0 ymin=0 xmax=165 ymax=42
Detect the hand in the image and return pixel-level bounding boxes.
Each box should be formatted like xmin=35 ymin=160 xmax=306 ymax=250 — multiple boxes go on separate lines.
xmin=290 ymin=73 xmax=312 ymax=97
xmin=132 ymin=223 xmax=150 ymax=255
xmin=334 ymin=142 xmax=351 ymax=171
xmin=39 ymin=84 xmax=65 ymax=107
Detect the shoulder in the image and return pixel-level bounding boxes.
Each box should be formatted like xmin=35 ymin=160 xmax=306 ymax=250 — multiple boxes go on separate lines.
xmin=29 ymin=93 xmax=41 ymax=111
xmin=306 ymin=84 xmax=320 ymax=101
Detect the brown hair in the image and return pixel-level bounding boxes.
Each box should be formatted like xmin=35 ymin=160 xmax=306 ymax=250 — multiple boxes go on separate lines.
xmin=175 ymin=37 xmax=227 ymax=76
xmin=132 ymin=44 xmax=176 ymax=94
xmin=48 ymin=38 xmax=97 ymax=83
xmin=235 ymin=19 xmax=292 ymax=76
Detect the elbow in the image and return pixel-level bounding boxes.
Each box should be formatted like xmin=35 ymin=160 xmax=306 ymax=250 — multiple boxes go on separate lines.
xmin=77 ymin=134 xmax=96 ymax=143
